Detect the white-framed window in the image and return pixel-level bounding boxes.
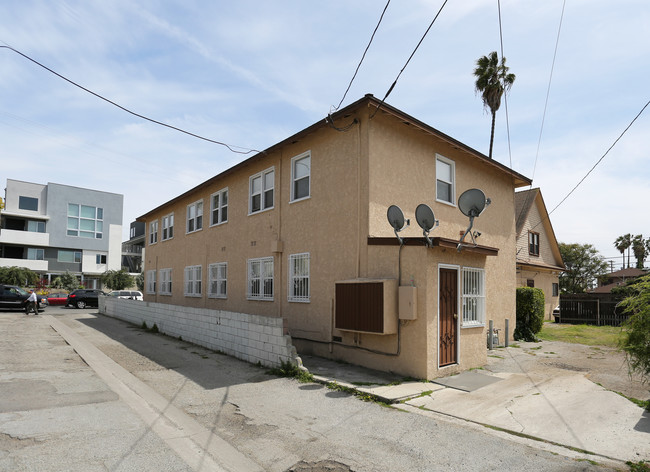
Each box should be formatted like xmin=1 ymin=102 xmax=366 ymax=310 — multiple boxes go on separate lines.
xmin=436 ymin=155 xmax=455 ymax=205
xmin=184 ymin=265 xmax=202 ymax=297
xmin=186 ymin=200 xmax=203 ymax=233
xmin=291 ymin=152 xmax=310 ymax=202
xmin=67 ymin=203 xmax=103 ymax=239
xmin=58 ymin=250 xmax=81 ymax=263
xmin=159 ymin=268 xmax=172 ymax=295
xmin=146 ymin=270 xmax=156 ymax=294
xmin=288 ymin=253 xmax=310 ymax=302
xmin=247 ymin=257 xmax=274 ymax=300
xmin=162 ymin=213 xmax=174 ymax=241
xmin=27 ymin=248 xmax=44 ymax=260
xmin=462 ymin=267 xmax=485 ymax=327
xmin=149 ymin=220 xmax=158 ymax=245
xmin=208 ymin=262 xmax=227 ymax=298
xmin=210 ymin=188 xmax=228 ymax=226
xmin=249 ymin=168 xmax=274 ymax=214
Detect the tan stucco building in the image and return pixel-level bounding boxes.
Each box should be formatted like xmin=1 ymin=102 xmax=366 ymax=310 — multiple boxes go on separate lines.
xmin=139 ymin=95 xmax=531 ymax=380
xmin=514 ymin=188 xmax=565 ymax=320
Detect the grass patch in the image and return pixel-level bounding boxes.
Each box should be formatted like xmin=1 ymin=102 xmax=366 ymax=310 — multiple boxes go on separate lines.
xmin=488 ymin=354 xmax=504 ymax=359
xmin=267 ymin=360 xmax=315 ymax=383
xmin=538 ymin=323 xmax=622 ymax=348
xmin=326 ymin=382 xmax=391 ymax=407
xmin=627 ymin=461 xmax=650 ymax=472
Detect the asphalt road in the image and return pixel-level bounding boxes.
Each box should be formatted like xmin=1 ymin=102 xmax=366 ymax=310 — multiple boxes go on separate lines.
xmin=0 ymin=307 xmax=617 ymax=471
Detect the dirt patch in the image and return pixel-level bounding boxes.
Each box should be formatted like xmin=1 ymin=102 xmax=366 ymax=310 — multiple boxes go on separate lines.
xmin=486 ymin=340 xmax=649 ymax=402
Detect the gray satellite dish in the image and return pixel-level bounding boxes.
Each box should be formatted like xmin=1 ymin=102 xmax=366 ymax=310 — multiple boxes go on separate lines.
xmin=387 ymin=205 xmax=409 ymax=245
xmin=415 ymin=203 xmax=439 ymax=247
xmin=457 ymin=189 xmax=491 ymax=251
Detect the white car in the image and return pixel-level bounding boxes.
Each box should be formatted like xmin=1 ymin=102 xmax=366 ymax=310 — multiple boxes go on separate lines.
xmin=108 ymin=290 xmax=143 ymax=301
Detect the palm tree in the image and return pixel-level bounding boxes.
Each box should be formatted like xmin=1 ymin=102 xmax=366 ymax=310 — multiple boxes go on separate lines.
xmin=473 ymin=51 xmax=515 ymax=159
xmin=632 ymin=234 xmax=647 ymax=269
xmin=614 ymin=233 xmax=633 ymax=269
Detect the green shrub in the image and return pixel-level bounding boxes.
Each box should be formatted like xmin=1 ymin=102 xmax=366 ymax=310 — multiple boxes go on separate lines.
xmin=515 ymin=287 xmax=545 ymax=342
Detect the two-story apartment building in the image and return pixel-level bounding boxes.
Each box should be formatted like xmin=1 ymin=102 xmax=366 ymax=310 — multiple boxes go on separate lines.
xmin=0 ymin=179 xmax=123 ymax=288
xmin=139 ymin=95 xmax=531 ymax=379
xmin=515 ymin=188 xmax=565 ymax=319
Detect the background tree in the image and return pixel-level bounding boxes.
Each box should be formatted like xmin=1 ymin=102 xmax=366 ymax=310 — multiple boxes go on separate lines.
xmin=0 ymin=266 xmax=38 ymax=286
xmin=558 ymin=243 xmax=608 ymax=293
xmin=614 ymin=233 xmax=633 ymax=269
xmin=59 ymin=270 xmax=80 ymax=292
xmin=473 ymin=51 xmax=515 ymax=159
xmin=631 ymin=234 xmax=648 ymax=269
xmin=135 ymin=272 xmax=144 ymax=292
xmin=101 ymin=269 xmax=134 ymax=291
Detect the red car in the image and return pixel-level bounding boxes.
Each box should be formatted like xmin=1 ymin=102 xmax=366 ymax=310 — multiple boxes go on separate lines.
xmin=46 ymin=292 xmax=69 ymax=306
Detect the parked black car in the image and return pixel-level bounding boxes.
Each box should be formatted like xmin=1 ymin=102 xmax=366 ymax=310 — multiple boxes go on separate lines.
xmin=0 ymin=285 xmax=48 ymax=311
xmin=66 ymin=289 xmax=105 ymax=309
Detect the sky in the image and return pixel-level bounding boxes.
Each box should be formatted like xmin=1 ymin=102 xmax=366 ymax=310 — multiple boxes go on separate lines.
xmin=1 ymin=0 xmax=648 ymax=270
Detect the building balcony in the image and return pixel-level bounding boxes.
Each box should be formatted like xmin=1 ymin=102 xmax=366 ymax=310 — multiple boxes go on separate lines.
xmin=0 ymin=229 xmax=49 ymax=247
xmin=0 ymin=257 xmax=49 ymax=271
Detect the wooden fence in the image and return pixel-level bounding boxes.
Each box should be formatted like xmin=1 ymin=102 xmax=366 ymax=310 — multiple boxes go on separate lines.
xmin=558 ymin=294 xmax=629 ymax=326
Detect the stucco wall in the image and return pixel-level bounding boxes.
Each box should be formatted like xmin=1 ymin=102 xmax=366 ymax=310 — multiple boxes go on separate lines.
xmin=99 ymin=296 xmax=299 ymax=367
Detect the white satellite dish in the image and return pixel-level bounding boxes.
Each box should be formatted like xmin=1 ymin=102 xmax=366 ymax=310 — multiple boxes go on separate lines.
xmin=415 ymin=203 xmax=439 ymax=247
xmin=457 ymin=189 xmax=491 ymax=251
xmin=387 ymin=205 xmax=409 ymax=245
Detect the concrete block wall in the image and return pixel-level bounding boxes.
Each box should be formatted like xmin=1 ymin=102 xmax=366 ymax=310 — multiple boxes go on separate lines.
xmin=99 ymin=297 xmax=300 ymax=368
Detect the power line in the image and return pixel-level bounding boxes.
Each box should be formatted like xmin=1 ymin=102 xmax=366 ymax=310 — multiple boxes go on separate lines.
xmin=546 ymin=99 xmax=650 ymax=218
xmin=370 ymin=0 xmax=449 ymax=119
xmin=0 ymin=44 xmax=263 ymax=155
xmin=331 ymin=0 xmax=391 ymax=113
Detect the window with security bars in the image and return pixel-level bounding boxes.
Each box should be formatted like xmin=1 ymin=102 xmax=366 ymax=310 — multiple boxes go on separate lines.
xmin=288 ymin=253 xmax=310 ymax=302
xmin=146 ymin=270 xmax=156 ymax=294
xmin=184 ymin=265 xmax=202 ymax=297
xmin=462 ymin=267 xmax=485 ymax=327
xmin=159 ymin=268 xmax=172 ymax=295
xmin=247 ymin=257 xmax=273 ymax=300
xmin=208 ymin=262 xmax=227 ymax=298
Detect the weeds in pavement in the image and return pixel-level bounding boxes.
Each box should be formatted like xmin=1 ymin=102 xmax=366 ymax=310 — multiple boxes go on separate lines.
xmin=627 ymin=460 xmax=650 ymax=472
xmin=267 ymin=360 xmax=314 ymax=383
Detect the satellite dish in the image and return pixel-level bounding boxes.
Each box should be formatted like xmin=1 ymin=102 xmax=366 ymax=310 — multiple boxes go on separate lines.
xmin=457 ymin=189 xmax=491 ymax=251
xmin=458 ymin=189 xmax=491 ymax=218
xmin=387 ymin=205 xmax=409 ymax=245
xmin=415 ymin=203 xmax=439 ymax=247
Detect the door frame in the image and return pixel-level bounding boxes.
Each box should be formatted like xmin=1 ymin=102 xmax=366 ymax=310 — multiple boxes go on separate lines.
xmin=438 ymin=264 xmax=460 ymax=369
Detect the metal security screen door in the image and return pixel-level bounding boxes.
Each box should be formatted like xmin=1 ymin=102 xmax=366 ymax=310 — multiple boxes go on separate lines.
xmin=439 ymin=268 xmax=458 ymax=367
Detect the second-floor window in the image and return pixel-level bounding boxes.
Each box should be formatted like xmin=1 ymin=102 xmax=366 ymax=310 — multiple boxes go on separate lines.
xmin=249 ymin=168 xmax=274 ymax=214
xmin=187 ymin=201 xmax=203 ymax=233
xmin=436 ymin=155 xmax=455 ymax=205
xmin=210 ymin=188 xmax=228 ymax=226
xmin=291 ymin=152 xmax=310 ymax=201
xmin=149 ymin=220 xmax=158 ymax=245
xmin=58 ymin=250 xmax=81 ymax=263
xmin=27 ymin=220 xmax=45 ymax=233
xmin=162 ymin=213 xmax=174 ymax=241
xmin=529 ymin=232 xmax=540 ymax=256
xmin=27 ymin=248 xmax=44 ymax=260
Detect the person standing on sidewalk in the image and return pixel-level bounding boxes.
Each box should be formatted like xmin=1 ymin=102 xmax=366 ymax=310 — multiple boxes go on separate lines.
xmin=25 ymin=289 xmax=39 ymax=315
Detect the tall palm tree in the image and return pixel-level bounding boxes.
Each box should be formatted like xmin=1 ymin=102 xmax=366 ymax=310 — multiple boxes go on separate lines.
xmin=632 ymin=234 xmax=647 ymax=269
xmin=473 ymin=51 xmax=515 ymax=159
xmin=614 ymin=234 xmax=633 ymax=269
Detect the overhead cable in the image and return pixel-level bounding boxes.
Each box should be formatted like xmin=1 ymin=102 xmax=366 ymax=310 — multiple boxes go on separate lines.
xmin=370 ymin=0 xmax=449 ymax=119
xmin=539 ymin=99 xmax=650 ymax=228
xmin=331 ymin=0 xmax=391 ymax=113
xmin=0 ymin=44 xmax=263 ymax=155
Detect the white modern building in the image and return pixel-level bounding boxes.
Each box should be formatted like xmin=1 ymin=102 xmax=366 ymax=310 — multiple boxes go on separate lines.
xmin=0 ymin=179 xmax=123 ymax=288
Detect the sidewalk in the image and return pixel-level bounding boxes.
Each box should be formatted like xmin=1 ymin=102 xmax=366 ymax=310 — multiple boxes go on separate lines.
xmin=301 ymin=345 xmax=650 ymax=465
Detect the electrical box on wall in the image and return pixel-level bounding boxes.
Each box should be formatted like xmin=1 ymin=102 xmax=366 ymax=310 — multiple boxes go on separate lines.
xmin=398 ymin=286 xmax=417 ymax=320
